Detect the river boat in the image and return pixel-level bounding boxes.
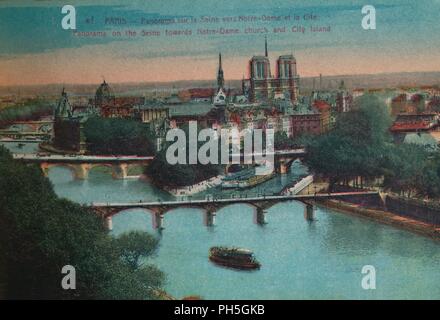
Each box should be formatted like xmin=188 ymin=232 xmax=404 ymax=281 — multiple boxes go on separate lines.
xmin=209 ymin=246 xmax=261 ymax=270
xmin=221 ymin=164 xmax=275 ymax=189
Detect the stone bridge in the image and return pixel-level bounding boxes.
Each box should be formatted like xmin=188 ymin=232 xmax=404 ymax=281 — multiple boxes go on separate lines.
xmin=8 ymin=121 xmax=53 ymax=133
xmin=90 ymin=191 xmax=379 ymax=230
xmin=12 ymin=153 xmax=154 ymax=180
xmin=0 ymin=121 xmax=53 ymax=140
xmin=228 ymin=148 xmax=307 ymax=173
xmin=0 ymin=130 xmax=51 ymax=140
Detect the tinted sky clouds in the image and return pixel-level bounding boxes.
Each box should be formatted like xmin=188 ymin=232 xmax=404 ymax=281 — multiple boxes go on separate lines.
xmin=0 ymin=0 xmax=439 ymax=85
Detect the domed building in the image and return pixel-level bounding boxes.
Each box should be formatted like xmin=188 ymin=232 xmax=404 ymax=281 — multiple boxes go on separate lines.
xmin=95 ymin=80 xmax=115 ymax=108
xmin=94 ymin=80 xmax=132 ymax=118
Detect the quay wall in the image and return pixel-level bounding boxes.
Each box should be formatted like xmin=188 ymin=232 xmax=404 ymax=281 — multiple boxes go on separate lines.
xmin=319 ymin=199 xmax=440 ymax=240
xmin=384 ymin=195 xmax=440 ymax=226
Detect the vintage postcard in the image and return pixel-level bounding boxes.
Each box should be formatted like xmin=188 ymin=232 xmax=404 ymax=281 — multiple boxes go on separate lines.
xmin=0 ymin=0 xmax=440 ymax=305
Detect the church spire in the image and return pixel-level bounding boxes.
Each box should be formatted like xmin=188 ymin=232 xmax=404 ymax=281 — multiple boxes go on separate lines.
xmin=265 ymin=36 xmax=268 ymax=57
xmin=217 ymin=52 xmax=225 ymax=90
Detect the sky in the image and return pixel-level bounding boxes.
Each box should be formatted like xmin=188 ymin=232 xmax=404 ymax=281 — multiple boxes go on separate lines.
xmin=0 ymin=0 xmax=439 ymax=86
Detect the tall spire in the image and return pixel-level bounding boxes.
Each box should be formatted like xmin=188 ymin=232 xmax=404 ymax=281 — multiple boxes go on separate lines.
xmin=265 ymin=36 xmax=268 ymax=57
xmin=217 ymin=52 xmax=225 ymax=90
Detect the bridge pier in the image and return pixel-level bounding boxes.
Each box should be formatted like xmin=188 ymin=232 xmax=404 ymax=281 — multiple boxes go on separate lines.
xmin=304 ymin=203 xmax=315 ymax=221
xmin=89 ymin=191 xmax=380 ymax=230
xmin=40 ymin=162 xmax=50 ymax=177
xmin=153 ymin=212 xmax=164 ymax=230
xmin=74 ymin=164 xmax=90 ymax=180
xmin=112 ymin=164 xmax=128 ymax=180
xmin=105 ymin=216 xmax=113 ymax=231
xmin=277 ymin=158 xmax=295 ymax=174
xmin=279 ymin=162 xmax=289 ymax=174
xmin=255 ymin=207 xmax=267 ymax=225
xmin=204 ymin=211 xmax=216 ymax=227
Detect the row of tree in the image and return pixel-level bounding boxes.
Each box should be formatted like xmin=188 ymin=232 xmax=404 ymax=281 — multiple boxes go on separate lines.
xmin=383 ymin=144 xmax=440 ymax=198
xmin=0 ymin=99 xmax=53 ymax=128
xmin=146 ymin=126 xmax=305 ymax=188
xmin=0 ymin=147 xmax=165 ymax=299
xmin=146 ymin=123 xmax=223 ymax=187
xmin=84 ymin=117 xmax=156 ymax=156
xmin=305 ymin=94 xmax=440 ymax=199
xmin=274 ymin=131 xmax=302 ymax=150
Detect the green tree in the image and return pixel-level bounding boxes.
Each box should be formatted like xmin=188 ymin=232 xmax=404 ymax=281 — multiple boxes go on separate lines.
xmin=418 ymin=163 xmax=440 ymax=198
xmin=384 ymin=145 xmax=440 ymax=199
xmin=305 ymin=94 xmax=392 ymax=190
xmin=84 ymin=117 xmax=155 ymax=156
xmin=274 ymin=131 xmax=300 ymax=150
xmin=146 ymin=123 xmax=223 ymax=187
xmin=0 ymin=146 xmax=164 ymax=299
xmin=116 ymin=231 xmax=160 ymax=270
xmin=0 ymin=99 xmax=53 ymax=128
xmin=382 ymin=143 xmax=428 ymax=197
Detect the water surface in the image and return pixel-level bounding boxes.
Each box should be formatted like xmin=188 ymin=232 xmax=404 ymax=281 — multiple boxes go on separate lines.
xmin=47 ymin=164 xmax=440 ymax=300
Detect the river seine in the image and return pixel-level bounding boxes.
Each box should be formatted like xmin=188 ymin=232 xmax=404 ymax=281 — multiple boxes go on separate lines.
xmin=2 ymin=141 xmax=440 ymax=299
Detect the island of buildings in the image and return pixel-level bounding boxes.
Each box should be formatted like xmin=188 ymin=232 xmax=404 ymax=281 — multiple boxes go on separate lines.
xmin=42 ymin=37 xmax=440 ymax=156
xmin=51 ymin=39 xmax=351 ymax=154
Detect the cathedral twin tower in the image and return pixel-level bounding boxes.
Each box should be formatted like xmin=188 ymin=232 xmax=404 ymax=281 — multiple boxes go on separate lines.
xmin=216 ymin=37 xmax=299 ymax=104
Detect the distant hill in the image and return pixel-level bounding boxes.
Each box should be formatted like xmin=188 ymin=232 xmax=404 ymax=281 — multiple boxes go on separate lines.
xmin=1 ymin=71 xmax=439 ymax=97
xmin=300 ymin=72 xmax=440 ymax=91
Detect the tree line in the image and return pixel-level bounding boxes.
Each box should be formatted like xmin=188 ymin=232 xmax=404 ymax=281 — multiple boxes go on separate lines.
xmin=146 ymin=123 xmax=223 ymax=188
xmin=305 ymin=94 xmax=440 ymax=199
xmin=0 ymin=99 xmax=53 ymax=128
xmin=84 ymin=117 xmax=156 ymax=156
xmin=0 ymin=147 xmax=165 ymax=299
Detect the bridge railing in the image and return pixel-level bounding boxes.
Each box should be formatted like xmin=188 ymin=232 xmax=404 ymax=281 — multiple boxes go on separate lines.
xmin=91 ymin=190 xmax=380 ymax=207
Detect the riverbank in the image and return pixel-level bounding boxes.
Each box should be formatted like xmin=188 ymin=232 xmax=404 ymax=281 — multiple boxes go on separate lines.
xmin=164 ymin=175 xmax=224 ymax=196
xmin=318 ymin=199 xmax=440 ymax=240
xmin=39 ymin=142 xmax=82 ymax=155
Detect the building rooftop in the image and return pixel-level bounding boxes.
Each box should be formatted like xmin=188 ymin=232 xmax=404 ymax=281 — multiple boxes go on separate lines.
xmin=391 ymin=122 xmax=434 ymax=132
xmin=292 ymin=103 xmax=317 ymax=115
xmin=169 ymin=102 xmax=214 ymax=117
xmin=251 ymin=55 xmax=270 ymax=61
xmin=187 ymin=88 xmax=216 ymax=99
xmin=313 ymin=100 xmax=331 ymax=112
xmin=403 ymin=133 xmax=438 ymax=151
xmin=137 ymin=104 xmax=168 ymax=111
xmin=278 ymin=54 xmax=296 ymax=60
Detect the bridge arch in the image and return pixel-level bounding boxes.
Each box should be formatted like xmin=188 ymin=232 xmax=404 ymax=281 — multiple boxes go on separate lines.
xmin=88 ymin=163 xmax=114 ymax=176
xmin=17 ymin=123 xmax=36 ymax=132
xmin=126 ymin=164 xmax=145 ymax=176
xmin=104 ymin=207 xmax=164 ymax=231
xmin=162 ymin=206 xmax=213 ymax=227
xmin=105 ymin=207 xmax=156 ymax=218
xmin=162 ymin=205 xmax=207 ymax=215
xmin=211 ymin=202 xmax=267 ymax=225
xmin=226 ymin=201 xmax=261 ymax=211
xmin=87 ymin=163 xmax=129 ymax=179
xmin=42 ymin=163 xmax=84 ymax=180
xmin=38 ymin=124 xmax=53 ymax=133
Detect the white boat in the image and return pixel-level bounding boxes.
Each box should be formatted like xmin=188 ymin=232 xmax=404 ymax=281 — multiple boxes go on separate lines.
xmin=221 ymin=163 xmax=275 ymax=189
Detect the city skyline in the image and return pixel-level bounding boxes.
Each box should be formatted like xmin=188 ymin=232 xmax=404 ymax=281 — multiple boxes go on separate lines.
xmin=1 ymin=0 xmax=440 ymax=86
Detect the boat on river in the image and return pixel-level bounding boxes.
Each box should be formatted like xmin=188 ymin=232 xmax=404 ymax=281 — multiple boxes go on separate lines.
xmin=221 ymin=164 xmax=275 ymax=189
xmin=209 ymin=247 xmax=261 ymax=270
